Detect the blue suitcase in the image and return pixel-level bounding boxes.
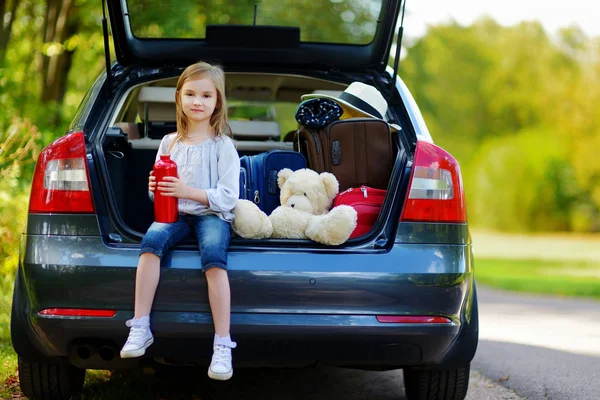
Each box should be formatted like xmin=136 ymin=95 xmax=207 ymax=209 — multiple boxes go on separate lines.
xmin=240 ymin=150 xmax=306 ymax=214
xmin=239 ymin=167 xmax=248 ymax=200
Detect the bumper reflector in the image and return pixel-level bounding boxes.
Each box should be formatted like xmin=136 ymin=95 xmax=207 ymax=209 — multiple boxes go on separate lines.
xmin=39 ymin=308 xmax=116 ymax=318
xmin=376 ymin=315 xmax=452 ymax=324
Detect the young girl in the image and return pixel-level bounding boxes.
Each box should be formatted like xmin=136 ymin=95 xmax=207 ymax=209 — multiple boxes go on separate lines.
xmin=119 ymin=61 xmax=240 ymax=381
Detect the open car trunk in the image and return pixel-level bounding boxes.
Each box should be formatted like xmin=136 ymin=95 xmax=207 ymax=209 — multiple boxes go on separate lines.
xmin=97 ymin=72 xmax=409 ymax=248
xmin=106 ymin=0 xmax=402 ymax=72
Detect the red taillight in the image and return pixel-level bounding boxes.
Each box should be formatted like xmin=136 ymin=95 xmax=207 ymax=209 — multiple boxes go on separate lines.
xmin=400 ymin=141 xmax=466 ymax=223
xmin=376 ymin=315 xmax=452 ymax=324
xmin=29 ymin=131 xmax=94 ymax=214
xmin=39 ymin=308 xmax=116 ymax=317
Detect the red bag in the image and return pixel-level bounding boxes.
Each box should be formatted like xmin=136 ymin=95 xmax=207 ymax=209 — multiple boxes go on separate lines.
xmin=332 ymin=186 xmax=386 ymax=238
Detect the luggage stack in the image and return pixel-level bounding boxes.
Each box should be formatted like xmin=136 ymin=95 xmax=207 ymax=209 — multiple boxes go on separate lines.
xmin=238 ymin=117 xmax=398 ymax=239
xmin=239 ymin=150 xmax=306 ymax=215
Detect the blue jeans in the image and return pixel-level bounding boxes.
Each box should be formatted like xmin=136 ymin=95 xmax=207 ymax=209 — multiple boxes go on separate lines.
xmin=140 ymin=214 xmax=231 ymax=272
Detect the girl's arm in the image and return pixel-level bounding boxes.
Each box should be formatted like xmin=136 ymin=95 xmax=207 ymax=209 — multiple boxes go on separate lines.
xmin=204 ymin=138 xmax=240 ymax=212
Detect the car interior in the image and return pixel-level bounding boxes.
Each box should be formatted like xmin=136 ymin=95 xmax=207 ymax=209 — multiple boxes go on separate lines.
xmin=103 ymin=73 xmax=394 ymax=236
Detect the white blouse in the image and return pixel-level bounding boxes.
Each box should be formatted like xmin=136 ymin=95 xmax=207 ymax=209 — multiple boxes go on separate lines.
xmin=150 ymin=133 xmax=240 ymax=222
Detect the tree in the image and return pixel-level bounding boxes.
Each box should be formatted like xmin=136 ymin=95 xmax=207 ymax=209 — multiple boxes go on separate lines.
xmin=39 ymin=0 xmax=79 ymax=104
xmin=0 ymin=0 xmax=20 ymax=66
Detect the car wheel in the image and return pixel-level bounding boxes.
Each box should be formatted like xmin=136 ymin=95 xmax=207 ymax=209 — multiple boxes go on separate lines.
xmin=18 ymin=356 xmax=86 ymax=400
xmin=403 ymin=364 xmax=470 ymax=400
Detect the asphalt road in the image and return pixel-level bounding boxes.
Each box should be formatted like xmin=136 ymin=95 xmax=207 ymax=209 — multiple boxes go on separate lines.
xmin=133 ymin=363 xmax=519 ymax=400
xmin=164 ymin=285 xmax=599 ymax=400
xmin=473 ymin=286 xmax=600 ymax=400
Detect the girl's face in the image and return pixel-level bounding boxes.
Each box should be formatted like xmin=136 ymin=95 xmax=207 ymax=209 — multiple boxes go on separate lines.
xmin=179 ymin=77 xmax=218 ymax=125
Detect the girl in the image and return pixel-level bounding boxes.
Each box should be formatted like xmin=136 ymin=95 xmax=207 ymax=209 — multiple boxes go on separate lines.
xmin=119 ymin=61 xmax=240 ymax=381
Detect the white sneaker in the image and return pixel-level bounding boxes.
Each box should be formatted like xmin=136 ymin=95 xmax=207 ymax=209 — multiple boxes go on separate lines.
xmin=208 ymin=344 xmax=233 ymax=380
xmin=120 ymin=321 xmax=154 ymax=359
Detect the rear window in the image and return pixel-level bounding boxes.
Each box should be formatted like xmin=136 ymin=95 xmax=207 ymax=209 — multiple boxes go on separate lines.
xmin=125 ymin=0 xmax=384 ymax=45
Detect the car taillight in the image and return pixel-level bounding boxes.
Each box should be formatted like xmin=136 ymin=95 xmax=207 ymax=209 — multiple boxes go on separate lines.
xmin=376 ymin=315 xmax=452 ymax=323
xmin=39 ymin=308 xmax=116 ymax=317
xmin=29 ymin=131 xmax=95 ymax=214
xmin=400 ymin=141 xmax=466 ymax=223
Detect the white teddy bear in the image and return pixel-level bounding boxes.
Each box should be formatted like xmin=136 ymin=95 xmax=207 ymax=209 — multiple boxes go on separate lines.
xmin=232 ymin=168 xmax=358 ymax=246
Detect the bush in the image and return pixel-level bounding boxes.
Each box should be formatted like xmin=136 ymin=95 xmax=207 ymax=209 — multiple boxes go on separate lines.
xmin=0 ymin=119 xmax=40 ymax=280
xmin=466 ymin=128 xmax=581 ymax=232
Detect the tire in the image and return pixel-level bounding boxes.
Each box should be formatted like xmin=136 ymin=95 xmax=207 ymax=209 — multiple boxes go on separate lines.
xmin=403 ymin=364 xmax=470 ymax=400
xmin=18 ymin=356 xmax=86 ymax=400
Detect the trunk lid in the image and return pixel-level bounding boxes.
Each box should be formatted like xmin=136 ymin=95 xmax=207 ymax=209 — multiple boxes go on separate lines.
xmin=105 ymin=0 xmax=402 ymax=71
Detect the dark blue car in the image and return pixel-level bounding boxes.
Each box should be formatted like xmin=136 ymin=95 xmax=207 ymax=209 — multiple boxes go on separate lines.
xmin=11 ymin=1 xmax=478 ymax=399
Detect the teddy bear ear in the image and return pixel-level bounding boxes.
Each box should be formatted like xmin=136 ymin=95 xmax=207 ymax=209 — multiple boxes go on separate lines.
xmin=277 ymin=168 xmax=294 ymax=189
xmin=320 ymin=172 xmax=339 ymax=199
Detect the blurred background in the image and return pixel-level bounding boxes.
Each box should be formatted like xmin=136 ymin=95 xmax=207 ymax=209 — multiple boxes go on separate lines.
xmin=0 ymin=0 xmax=599 ymax=395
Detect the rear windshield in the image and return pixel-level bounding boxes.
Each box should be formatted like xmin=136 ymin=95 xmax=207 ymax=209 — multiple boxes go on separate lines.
xmin=125 ymin=0 xmax=384 ymax=45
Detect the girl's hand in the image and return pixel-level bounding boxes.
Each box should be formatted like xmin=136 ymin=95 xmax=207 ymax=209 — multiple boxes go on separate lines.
xmin=157 ymin=176 xmax=191 ymax=199
xmin=148 ymin=171 xmax=156 ymax=192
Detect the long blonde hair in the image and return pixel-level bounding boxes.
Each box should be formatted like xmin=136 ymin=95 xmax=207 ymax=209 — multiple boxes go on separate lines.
xmin=169 ymin=61 xmax=230 ymax=152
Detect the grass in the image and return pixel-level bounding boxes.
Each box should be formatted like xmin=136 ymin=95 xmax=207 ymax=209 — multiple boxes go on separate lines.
xmin=0 ymin=276 xmax=19 ymax=399
xmin=472 ymin=229 xmax=600 ymax=300
xmin=476 ymin=258 xmax=600 ymax=299
xmin=471 ymin=229 xmax=600 ymax=263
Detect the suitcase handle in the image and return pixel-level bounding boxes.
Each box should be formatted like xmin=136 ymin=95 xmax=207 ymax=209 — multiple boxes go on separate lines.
xmin=267 ymin=170 xmax=278 ymax=194
xmin=331 ymin=140 xmax=342 ymax=165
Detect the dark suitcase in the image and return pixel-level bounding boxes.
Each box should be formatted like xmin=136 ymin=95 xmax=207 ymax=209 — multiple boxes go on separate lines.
xmin=240 ymin=150 xmax=306 ymax=214
xmin=295 ymin=118 xmax=396 ymax=191
xmin=332 ymin=186 xmax=386 ymax=238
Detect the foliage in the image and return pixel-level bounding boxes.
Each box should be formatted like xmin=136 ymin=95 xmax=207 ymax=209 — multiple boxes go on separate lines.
xmin=0 ymin=119 xmax=39 ymax=280
xmin=401 ymin=19 xmax=600 ymax=231
xmin=467 ymin=129 xmax=579 ymax=231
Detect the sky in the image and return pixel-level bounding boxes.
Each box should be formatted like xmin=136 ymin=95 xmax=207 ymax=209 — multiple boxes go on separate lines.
xmin=401 ymin=0 xmax=599 ymax=39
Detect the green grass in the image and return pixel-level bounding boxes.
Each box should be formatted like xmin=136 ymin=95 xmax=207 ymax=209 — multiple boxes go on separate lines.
xmin=471 ymin=230 xmax=600 ymax=263
xmin=476 ymin=258 xmax=600 ymax=299
xmin=0 ymin=276 xmax=19 ymax=399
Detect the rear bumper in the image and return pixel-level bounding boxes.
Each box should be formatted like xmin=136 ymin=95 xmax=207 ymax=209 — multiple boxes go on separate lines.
xmin=15 ymin=231 xmax=475 ymax=369
xmin=32 ymin=311 xmax=461 ymax=369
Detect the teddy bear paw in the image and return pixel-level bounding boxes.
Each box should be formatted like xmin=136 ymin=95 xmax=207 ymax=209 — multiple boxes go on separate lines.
xmin=232 ymin=199 xmax=273 ymax=239
xmin=306 ymin=205 xmax=358 ymax=246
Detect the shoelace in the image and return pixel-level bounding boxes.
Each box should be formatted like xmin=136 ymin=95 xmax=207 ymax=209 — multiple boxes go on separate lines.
xmin=211 ymin=345 xmax=231 ymax=367
xmin=125 ymin=322 xmax=148 ymax=345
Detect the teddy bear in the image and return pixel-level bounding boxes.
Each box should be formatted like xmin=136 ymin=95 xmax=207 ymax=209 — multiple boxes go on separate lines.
xmin=232 ymin=168 xmax=358 ymax=246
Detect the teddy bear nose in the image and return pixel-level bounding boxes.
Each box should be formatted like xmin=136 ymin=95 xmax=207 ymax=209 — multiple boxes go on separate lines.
xmin=291 ymin=204 xmax=295 ymax=208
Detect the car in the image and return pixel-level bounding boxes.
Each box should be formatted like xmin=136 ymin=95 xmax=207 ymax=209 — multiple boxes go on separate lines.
xmin=10 ymin=0 xmax=478 ymax=399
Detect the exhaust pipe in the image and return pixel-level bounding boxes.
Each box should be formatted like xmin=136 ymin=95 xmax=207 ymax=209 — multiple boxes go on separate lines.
xmin=76 ymin=344 xmax=94 ymax=360
xmin=69 ymin=340 xmax=138 ymax=369
xmin=98 ymin=345 xmax=116 ymax=361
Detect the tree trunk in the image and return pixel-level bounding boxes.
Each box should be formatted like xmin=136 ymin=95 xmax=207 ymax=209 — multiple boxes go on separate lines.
xmin=0 ymin=0 xmax=21 ymax=67
xmin=39 ymin=0 xmax=78 ymax=104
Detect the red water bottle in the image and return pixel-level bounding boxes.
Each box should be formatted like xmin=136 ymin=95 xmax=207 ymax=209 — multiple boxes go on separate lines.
xmin=153 ymin=154 xmax=179 ymax=223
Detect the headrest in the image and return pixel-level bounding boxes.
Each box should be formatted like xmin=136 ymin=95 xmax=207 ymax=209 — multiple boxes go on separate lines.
xmin=138 ymin=87 xmax=176 ymax=103
xmin=137 ymin=87 xmax=177 ymax=122
xmin=229 ymin=120 xmax=280 ymax=140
